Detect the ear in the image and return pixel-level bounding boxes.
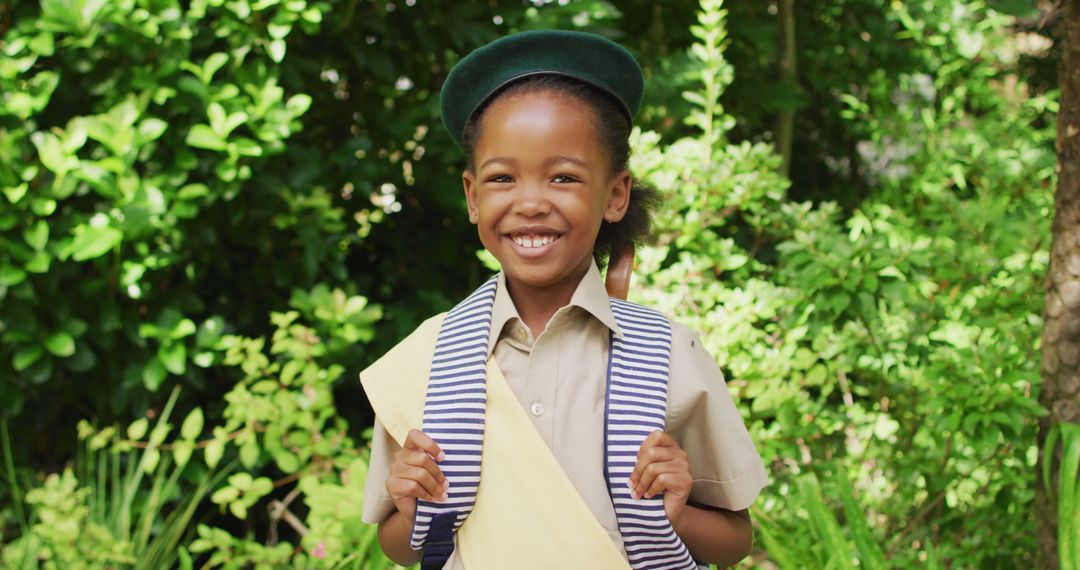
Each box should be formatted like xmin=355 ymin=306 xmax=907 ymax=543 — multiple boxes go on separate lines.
xmin=603 ymin=169 xmax=632 ymax=223
xmin=463 ymin=170 xmax=479 ymax=224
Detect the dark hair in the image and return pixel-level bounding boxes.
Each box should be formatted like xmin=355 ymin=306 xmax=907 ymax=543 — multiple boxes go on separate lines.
xmin=461 ymin=75 xmax=659 ymax=269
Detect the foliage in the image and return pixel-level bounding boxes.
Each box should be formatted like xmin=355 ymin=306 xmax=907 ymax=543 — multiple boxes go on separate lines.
xmin=3 ymin=301 xmax=400 ymax=568
xmin=632 ymin=0 xmax=1053 ymax=567
xmin=1 ymin=388 xmax=219 ymax=569
xmin=0 ymin=0 xmax=1057 ymax=567
xmin=756 ymin=468 xmax=891 ymax=570
xmin=1045 ymin=423 xmax=1080 ymax=570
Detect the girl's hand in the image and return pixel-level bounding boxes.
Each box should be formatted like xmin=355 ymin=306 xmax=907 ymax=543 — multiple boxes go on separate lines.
xmin=628 ymin=430 xmax=693 ymax=529
xmin=386 ymin=429 xmax=449 ymax=522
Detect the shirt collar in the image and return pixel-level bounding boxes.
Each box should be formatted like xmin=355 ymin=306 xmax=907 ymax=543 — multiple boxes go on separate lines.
xmin=487 ymin=259 xmax=622 ymax=355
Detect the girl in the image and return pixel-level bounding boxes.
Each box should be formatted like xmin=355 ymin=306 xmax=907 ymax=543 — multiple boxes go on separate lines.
xmin=360 ymin=30 xmax=767 ymax=569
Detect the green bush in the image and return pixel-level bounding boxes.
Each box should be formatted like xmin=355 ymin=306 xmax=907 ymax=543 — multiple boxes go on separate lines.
xmin=633 ymin=0 xmax=1052 ymax=567
xmin=0 ymin=0 xmax=1057 ymax=567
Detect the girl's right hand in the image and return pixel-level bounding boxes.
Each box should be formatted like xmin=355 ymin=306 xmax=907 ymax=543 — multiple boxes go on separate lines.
xmin=386 ymin=429 xmax=449 ymax=522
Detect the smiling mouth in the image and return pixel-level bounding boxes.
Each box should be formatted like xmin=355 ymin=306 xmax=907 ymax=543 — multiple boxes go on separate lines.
xmin=509 ymin=233 xmax=562 ymax=248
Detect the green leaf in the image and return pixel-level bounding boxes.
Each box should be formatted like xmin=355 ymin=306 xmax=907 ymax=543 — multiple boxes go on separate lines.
xmin=13 ymin=345 xmax=44 ymax=372
xmin=25 ymin=251 xmax=50 ymax=274
xmin=722 ymin=253 xmax=748 ymax=270
xmin=173 ymin=440 xmax=193 ymax=467
xmin=178 ymin=547 xmax=194 ymax=570
xmin=240 ymin=440 xmax=260 ymax=468
xmin=143 ymin=358 xmax=167 ymax=391
xmin=185 ymin=124 xmax=226 ymax=151
xmin=862 ymin=271 xmax=879 ymax=292
xmin=178 ymin=183 xmax=210 ymax=200
xmin=31 ymin=199 xmax=57 ymax=216
xmin=300 ymin=7 xmax=322 ymax=23
xmin=44 ymin=330 xmax=75 ymax=357
xmin=476 ymin=249 xmax=501 ymax=272
xmin=207 ymin=102 xmax=226 ymax=135
xmin=181 ymin=407 xmax=204 ymax=440
xmin=143 ymin=448 xmax=160 ymax=473
xmin=286 ymin=94 xmax=312 ymax=116
xmin=193 ymin=352 xmax=215 ymax=367
xmin=268 ymin=38 xmax=286 ymax=63
xmin=173 ymin=318 xmax=197 ymax=339
xmin=128 ymin=418 xmax=149 ymax=440
xmin=806 ymin=364 xmax=828 ymax=386
xmin=878 ymin=266 xmax=906 ymax=280
xmin=280 ymin=360 xmax=302 ymax=385
xmin=793 ymin=347 xmax=817 ymax=370
xmin=158 ymin=342 xmax=187 ymax=375
xmin=4 ymin=184 xmax=28 ymax=203
xmin=203 ymin=52 xmax=229 ymax=83
xmin=24 ymin=221 xmax=49 ymax=251
xmin=32 ymin=130 xmax=76 ymax=175
xmin=211 ymin=487 xmax=239 ymax=504
xmin=229 ymin=472 xmax=254 ymax=490
xmin=267 ymin=22 xmax=291 ymax=40
xmin=138 ymin=118 xmax=168 ymax=143
xmin=69 ymin=225 xmax=122 ymax=261
xmin=62 ymin=317 xmax=87 ymax=336
xmin=836 ymin=468 xmax=888 ymax=570
xmin=251 ymin=379 xmax=278 ymax=393
xmin=233 ymin=137 xmax=263 ymax=157
xmin=0 ymin=264 xmax=28 ymax=286
xmin=205 ymin=438 xmax=224 ymax=468
xmin=250 ymin=477 xmax=273 ymax=496
xmin=222 ymin=111 xmax=248 ymax=138
xmin=274 ymin=450 xmax=300 ymax=473
xmin=229 ymin=501 xmax=247 ymax=520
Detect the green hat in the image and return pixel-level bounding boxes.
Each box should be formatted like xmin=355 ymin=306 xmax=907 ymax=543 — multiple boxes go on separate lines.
xmin=440 ymin=29 xmax=645 ymax=149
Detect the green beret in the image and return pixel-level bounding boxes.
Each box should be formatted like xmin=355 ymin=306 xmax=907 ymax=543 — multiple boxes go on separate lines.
xmin=440 ymin=29 xmax=645 ymax=150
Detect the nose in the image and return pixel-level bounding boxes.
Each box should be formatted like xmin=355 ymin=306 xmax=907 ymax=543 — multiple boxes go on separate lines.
xmin=513 ymin=181 xmax=551 ymax=217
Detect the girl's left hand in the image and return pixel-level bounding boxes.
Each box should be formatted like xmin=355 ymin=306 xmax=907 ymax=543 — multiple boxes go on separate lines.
xmin=628 ymin=430 xmax=693 ymax=529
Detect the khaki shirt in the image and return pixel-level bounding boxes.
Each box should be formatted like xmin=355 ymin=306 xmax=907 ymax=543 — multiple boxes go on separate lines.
xmin=361 ymin=261 xmax=768 ymax=567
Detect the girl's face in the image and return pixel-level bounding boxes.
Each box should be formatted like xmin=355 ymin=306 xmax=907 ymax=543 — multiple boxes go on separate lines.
xmin=463 ymin=91 xmax=631 ymax=300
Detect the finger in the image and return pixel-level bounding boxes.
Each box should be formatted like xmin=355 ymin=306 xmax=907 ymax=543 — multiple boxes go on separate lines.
xmin=642 ymin=468 xmax=691 ymax=500
xmin=387 ymin=477 xmax=436 ymax=503
xmin=631 ymin=449 xmax=688 ymax=499
xmin=631 ymin=459 xmax=670 ymax=500
xmin=652 ymin=431 xmax=678 ymax=447
xmin=400 ymin=448 xmax=447 ymax=486
xmin=629 ymin=431 xmax=679 ymax=489
xmin=398 ymin=464 xmax=447 ymax=502
xmin=404 ymin=429 xmax=446 ymax=462
xmin=388 ymin=469 xmax=448 ymax=503
xmin=628 ymin=431 xmax=666 ymax=488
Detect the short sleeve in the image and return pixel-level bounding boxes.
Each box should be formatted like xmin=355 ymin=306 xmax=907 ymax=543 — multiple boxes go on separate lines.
xmin=361 ymin=417 xmax=400 ymax=524
xmin=666 ymin=323 xmax=768 ymax=511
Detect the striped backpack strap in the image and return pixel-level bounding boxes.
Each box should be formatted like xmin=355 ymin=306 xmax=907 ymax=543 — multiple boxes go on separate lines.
xmin=410 ymin=276 xmax=498 ymax=569
xmin=606 ymin=299 xmax=697 ymax=570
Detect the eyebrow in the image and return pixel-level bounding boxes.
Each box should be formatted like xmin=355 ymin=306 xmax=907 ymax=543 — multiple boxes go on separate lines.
xmin=479 ymin=155 xmax=589 ymax=170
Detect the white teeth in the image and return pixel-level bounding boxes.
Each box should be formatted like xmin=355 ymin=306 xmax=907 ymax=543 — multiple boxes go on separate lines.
xmin=512 ymin=234 xmax=558 ymax=248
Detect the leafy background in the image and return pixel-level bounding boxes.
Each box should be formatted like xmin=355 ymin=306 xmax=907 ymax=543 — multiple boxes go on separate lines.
xmin=0 ymin=0 xmax=1060 ymax=567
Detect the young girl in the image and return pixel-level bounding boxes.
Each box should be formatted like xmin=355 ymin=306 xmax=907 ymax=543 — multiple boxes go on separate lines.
xmin=359 ymin=30 xmax=767 ymax=569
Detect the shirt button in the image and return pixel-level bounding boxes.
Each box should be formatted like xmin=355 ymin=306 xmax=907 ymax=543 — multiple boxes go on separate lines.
xmin=530 ymin=401 xmax=545 ymax=416
xmin=514 ymin=326 xmax=529 ymax=343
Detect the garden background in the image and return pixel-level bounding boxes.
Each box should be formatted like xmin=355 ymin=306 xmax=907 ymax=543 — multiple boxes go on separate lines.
xmin=0 ymin=0 xmax=1069 ymax=568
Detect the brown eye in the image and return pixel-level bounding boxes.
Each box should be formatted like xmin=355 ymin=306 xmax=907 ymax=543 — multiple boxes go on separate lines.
xmin=488 ymin=175 xmax=513 ymax=184
xmin=552 ymin=175 xmax=578 ymax=184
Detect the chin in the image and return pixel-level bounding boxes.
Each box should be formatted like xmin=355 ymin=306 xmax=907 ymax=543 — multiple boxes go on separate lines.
xmin=505 ymin=268 xmax=563 ymax=289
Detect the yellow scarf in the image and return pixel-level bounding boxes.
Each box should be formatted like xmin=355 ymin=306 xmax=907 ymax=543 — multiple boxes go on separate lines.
xmin=361 ymin=314 xmax=630 ymax=569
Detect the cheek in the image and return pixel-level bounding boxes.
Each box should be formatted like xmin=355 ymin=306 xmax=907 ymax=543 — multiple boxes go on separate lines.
xmin=474 ymin=198 xmax=505 ymax=232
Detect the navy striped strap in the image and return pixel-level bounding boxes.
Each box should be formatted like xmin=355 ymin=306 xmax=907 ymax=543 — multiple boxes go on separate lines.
xmin=410 ymin=277 xmax=498 ymax=563
xmin=410 ymin=279 xmax=695 ymax=569
xmin=606 ymin=299 xmax=697 ymax=570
